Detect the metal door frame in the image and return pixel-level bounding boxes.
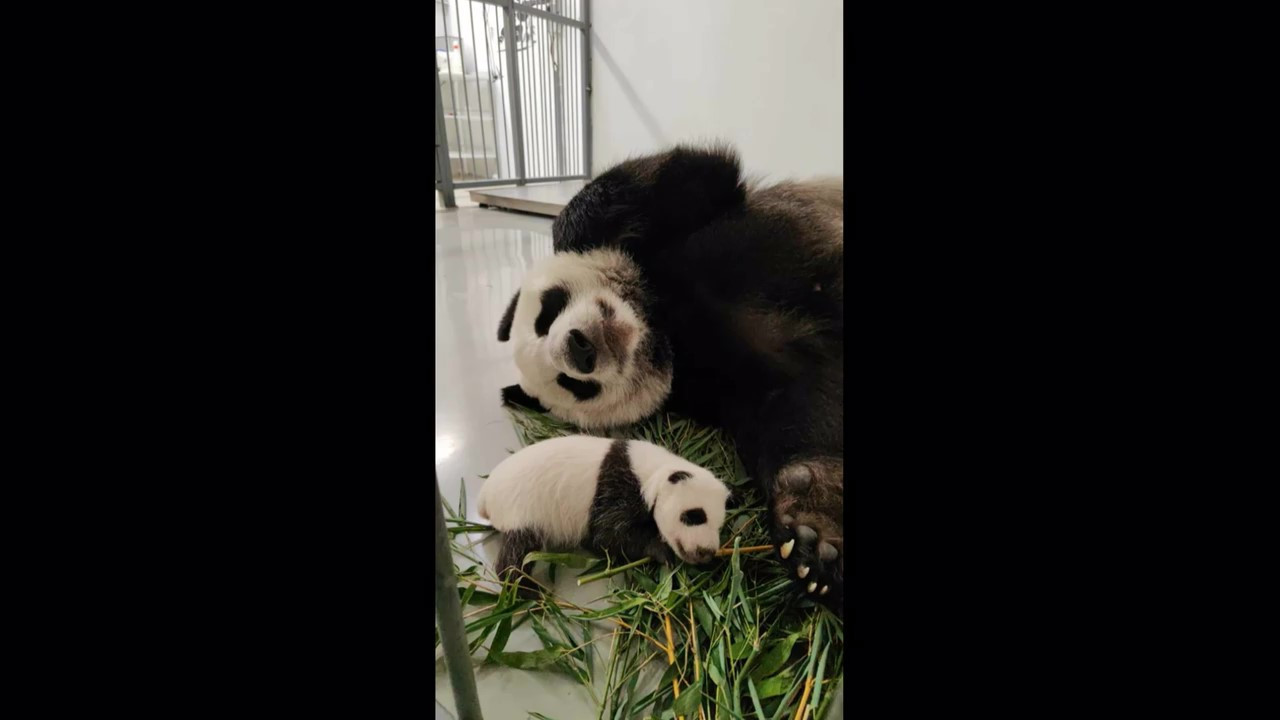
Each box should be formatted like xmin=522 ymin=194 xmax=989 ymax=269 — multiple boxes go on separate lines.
xmin=436 ymin=0 xmax=591 ymax=206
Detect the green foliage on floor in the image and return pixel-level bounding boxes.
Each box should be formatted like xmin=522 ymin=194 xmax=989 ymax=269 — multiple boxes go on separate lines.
xmin=439 ymin=406 xmax=843 ymax=720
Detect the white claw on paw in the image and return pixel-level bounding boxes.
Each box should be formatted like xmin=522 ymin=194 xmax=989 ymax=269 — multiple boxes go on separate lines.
xmin=780 ymin=539 xmax=795 ymax=559
xmin=798 ymin=565 xmax=810 ymax=579
xmin=807 ymin=582 xmax=818 ymax=593
xmin=820 ymin=585 xmax=829 ymax=596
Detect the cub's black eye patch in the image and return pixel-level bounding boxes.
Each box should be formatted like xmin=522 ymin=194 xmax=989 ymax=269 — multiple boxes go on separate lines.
xmin=534 ymin=286 xmax=570 ymax=337
xmin=668 ymin=471 xmax=691 ymax=484
xmin=596 ymin=298 xmax=616 ymax=319
xmin=680 ymin=509 xmax=707 ymax=526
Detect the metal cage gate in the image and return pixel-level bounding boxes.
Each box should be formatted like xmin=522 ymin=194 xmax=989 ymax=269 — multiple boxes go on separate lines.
xmin=436 ymin=0 xmax=591 ymax=208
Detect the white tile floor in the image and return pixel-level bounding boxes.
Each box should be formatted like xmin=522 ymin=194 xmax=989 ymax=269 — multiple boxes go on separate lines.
xmin=434 ymin=203 xmax=623 ymax=719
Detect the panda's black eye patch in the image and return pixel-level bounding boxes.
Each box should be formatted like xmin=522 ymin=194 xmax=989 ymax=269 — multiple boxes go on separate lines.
xmin=680 ymin=509 xmax=707 ymax=526
xmin=534 ymin=286 xmax=570 ymax=337
xmin=668 ymin=471 xmax=691 ymax=484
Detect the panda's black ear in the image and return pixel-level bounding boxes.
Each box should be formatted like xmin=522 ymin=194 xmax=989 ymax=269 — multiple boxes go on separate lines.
xmin=497 ymin=290 xmax=520 ymax=342
xmin=501 ymin=384 xmax=548 ymax=413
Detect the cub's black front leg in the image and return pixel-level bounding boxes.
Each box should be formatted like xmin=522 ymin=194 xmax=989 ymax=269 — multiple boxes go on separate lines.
xmin=495 ymin=527 xmax=545 ymax=598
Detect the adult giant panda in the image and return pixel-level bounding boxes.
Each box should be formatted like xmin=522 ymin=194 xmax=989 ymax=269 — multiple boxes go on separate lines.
xmin=497 ymin=144 xmax=844 ymax=608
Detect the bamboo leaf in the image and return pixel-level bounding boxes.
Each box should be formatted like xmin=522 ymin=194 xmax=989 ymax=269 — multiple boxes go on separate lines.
xmin=749 ymin=633 xmax=801 ymax=681
xmin=753 ymin=673 xmax=792 ymax=699
xmin=702 ymin=592 xmax=723 ymax=620
xmin=672 ymin=678 xmax=703 ymax=717
xmin=489 ymin=648 xmax=574 ymax=670
xmin=810 ymin=645 xmax=831 ymax=710
xmin=522 ymin=551 xmax=593 ymax=568
xmin=695 ymin=603 xmax=716 ymax=637
xmin=747 ymin=677 xmax=768 ymax=718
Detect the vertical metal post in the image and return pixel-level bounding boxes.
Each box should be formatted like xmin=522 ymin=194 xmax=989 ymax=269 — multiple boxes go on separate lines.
xmin=435 ymin=60 xmax=457 ymax=208
xmin=551 ymin=11 xmax=564 ymax=178
xmin=435 ymin=473 xmax=482 ymax=720
xmin=502 ymin=1 xmax=527 ymax=185
xmin=581 ymin=0 xmax=592 ymax=177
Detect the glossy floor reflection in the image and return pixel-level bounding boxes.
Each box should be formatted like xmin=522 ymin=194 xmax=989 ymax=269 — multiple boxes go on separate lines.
xmin=434 ymin=206 xmax=619 ymax=719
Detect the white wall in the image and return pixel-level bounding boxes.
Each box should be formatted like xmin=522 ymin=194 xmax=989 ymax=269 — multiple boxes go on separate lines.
xmin=589 ymin=0 xmax=843 ymax=182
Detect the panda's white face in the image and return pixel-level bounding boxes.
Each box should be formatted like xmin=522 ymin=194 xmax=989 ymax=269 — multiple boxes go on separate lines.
xmin=500 ymin=249 xmax=674 ymax=429
xmin=650 ymin=466 xmax=732 ymax=564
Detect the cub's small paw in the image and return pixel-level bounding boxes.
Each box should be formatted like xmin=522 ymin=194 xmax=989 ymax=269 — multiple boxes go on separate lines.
xmin=770 ymin=458 xmax=844 ymax=609
xmin=646 ymin=540 xmax=676 ymax=566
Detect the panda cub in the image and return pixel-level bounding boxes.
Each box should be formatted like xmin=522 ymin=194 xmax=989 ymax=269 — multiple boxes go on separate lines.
xmin=476 ymin=435 xmax=731 ymax=589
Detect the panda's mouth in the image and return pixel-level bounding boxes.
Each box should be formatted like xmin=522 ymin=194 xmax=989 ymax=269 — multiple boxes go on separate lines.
xmin=674 ymin=541 xmax=714 ymax=565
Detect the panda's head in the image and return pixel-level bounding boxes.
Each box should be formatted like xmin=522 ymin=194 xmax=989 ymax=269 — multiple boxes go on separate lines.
xmin=497 ymin=248 xmax=674 ymax=429
xmin=650 ymin=466 xmax=732 ymax=565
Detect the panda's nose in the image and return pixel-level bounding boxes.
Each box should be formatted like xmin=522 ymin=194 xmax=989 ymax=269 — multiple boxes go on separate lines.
xmin=566 ymin=330 xmax=596 ymax=374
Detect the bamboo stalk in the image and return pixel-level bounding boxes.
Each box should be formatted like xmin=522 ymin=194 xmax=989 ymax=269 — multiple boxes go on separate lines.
xmin=714 ymin=544 xmax=774 ymax=557
xmin=690 ymin=603 xmax=707 ymax=720
xmin=434 ymin=475 xmax=484 ymax=720
xmin=576 ymin=556 xmax=651 ymax=585
xmin=793 ymin=676 xmax=815 ymax=720
xmin=664 ymin=612 xmax=682 ymax=720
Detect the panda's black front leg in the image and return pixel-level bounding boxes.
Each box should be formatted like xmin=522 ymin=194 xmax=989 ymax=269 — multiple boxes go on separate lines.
xmin=741 ymin=382 xmax=845 ymax=612
xmin=768 ymin=457 xmax=844 ymax=609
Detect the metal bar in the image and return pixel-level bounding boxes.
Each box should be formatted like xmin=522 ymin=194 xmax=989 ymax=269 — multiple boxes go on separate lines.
xmin=452 ymin=2 xmax=479 ymax=179
xmin=434 ymin=473 xmax=483 ymax=720
xmin=535 ymin=16 xmax=548 ymax=178
xmin=453 ymin=173 xmax=588 ymax=189
xmin=479 ymin=4 xmax=512 ymax=179
xmin=541 ymin=17 xmax=553 ymax=178
xmin=441 ymin=5 xmax=466 ymax=181
xmin=569 ymin=22 xmax=578 ymax=175
xmin=582 ymin=0 xmax=592 ymax=176
xmin=552 ymin=12 xmax=565 ymax=177
xmin=570 ymin=21 xmax=579 ymax=174
xmin=473 ymin=0 xmax=587 ymax=30
xmin=502 ymin=4 xmax=527 ymax=184
xmin=491 ymin=3 xmax=514 ymax=178
xmin=435 ymin=60 xmax=457 ymax=208
xmin=464 ymin=0 xmax=491 ymax=179
xmin=518 ymin=15 xmax=533 ymax=178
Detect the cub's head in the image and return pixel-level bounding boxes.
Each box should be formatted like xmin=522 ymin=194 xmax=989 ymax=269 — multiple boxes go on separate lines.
xmin=650 ymin=466 xmax=732 ymax=565
xmin=497 ymin=248 xmax=673 ymax=429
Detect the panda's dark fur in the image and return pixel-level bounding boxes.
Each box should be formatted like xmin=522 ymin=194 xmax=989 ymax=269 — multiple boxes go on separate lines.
xmin=498 ymin=144 xmax=844 ymax=609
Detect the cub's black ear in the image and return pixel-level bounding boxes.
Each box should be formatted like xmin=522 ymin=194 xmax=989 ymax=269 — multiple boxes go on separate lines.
xmin=501 ymin=384 xmax=548 ymax=413
xmin=497 ymin=290 xmax=520 ymax=342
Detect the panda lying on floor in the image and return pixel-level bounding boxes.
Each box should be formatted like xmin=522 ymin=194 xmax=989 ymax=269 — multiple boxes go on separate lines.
xmin=477 ymin=435 xmax=733 ymax=596
xmin=496 ymin=143 xmax=844 ymax=609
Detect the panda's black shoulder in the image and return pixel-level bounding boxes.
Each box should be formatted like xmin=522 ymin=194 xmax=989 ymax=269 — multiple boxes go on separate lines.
xmin=553 ymin=144 xmax=746 ymax=257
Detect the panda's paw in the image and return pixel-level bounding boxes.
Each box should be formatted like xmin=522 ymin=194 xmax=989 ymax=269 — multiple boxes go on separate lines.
xmin=645 ymin=539 xmax=676 ymax=567
xmin=770 ymin=458 xmax=844 ymax=610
